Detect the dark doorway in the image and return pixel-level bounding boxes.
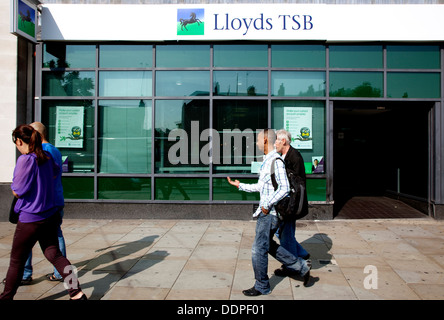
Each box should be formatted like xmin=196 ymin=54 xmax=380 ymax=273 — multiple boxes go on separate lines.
xmin=333 ymin=101 xmax=431 ymax=218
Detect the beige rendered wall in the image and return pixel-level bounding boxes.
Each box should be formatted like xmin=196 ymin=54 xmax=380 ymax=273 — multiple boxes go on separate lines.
xmin=0 ymin=0 xmax=18 ymax=183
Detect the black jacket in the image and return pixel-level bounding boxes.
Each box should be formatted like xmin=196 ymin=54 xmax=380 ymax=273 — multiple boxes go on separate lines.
xmin=283 ymin=146 xmax=309 ymax=217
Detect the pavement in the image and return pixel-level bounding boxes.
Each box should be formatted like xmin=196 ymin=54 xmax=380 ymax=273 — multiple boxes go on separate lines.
xmin=0 ymin=216 xmax=444 ymax=300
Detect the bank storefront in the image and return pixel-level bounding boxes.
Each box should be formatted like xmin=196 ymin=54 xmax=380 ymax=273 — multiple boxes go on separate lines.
xmin=33 ymin=3 xmax=444 ymax=219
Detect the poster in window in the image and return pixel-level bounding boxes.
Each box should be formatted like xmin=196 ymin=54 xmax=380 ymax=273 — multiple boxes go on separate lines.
xmin=55 ymin=106 xmax=84 ymax=148
xmin=312 ymin=156 xmax=324 ymax=174
xmin=283 ymin=107 xmax=312 ymax=149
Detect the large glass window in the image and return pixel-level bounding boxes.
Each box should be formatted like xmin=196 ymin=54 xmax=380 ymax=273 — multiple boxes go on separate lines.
xmin=98 ymin=177 xmax=151 ymax=200
xmin=271 ymin=71 xmax=325 ymax=97
xmin=213 ymin=71 xmax=268 ymax=96
xmin=387 ymin=45 xmax=440 ymax=69
xmin=43 ymin=44 xmax=96 ymax=69
xmin=39 ymin=42 xmax=441 ymax=205
xmin=214 ymin=45 xmax=268 ymax=67
xmin=99 ymin=71 xmax=152 ymax=97
xmin=155 ymin=99 xmax=209 ymax=173
xmin=43 ymin=71 xmax=95 ymax=96
xmin=155 ymin=71 xmax=209 ymax=96
xmin=99 ymin=100 xmax=152 ymax=173
xmin=155 ymin=178 xmax=209 ymax=200
xmin=41 ymin=100 xmax=95 ymax=173
xmin=329 ymin=72 xmax=383 ymax=97
xmin=387 ymin=73 xmax=441 ymax=99
xmin=271 ymin=44 xmax=325 ymax=68
xmin=329 ymin=45 xmax=383 ymax=69
xmin=213 ymin=178 xmax=260 ymax=201
xmin=156 ymin=45 xmax=210 ymax=68
xmin=62 ymin=177 xmax=94 ymax=200
xmin=99 ymin=45 xmax=152 ymax=68
xmin=213 ymin=100 xmax=267 ymax=174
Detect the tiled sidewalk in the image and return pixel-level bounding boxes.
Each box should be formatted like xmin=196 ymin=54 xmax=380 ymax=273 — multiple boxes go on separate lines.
xmin=0 ymin=217 xmax=443 ymax=300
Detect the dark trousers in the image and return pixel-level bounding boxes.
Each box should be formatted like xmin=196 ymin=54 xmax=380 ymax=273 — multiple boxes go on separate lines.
xmin=0 ymin=211 xmax=81 ymax=300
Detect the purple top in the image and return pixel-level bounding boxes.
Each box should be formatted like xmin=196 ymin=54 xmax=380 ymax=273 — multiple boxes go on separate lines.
xmin=11 ymin=152 xmax=60 ymax=223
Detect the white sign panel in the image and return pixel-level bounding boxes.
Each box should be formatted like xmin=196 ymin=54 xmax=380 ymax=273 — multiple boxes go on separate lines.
xmin=41 ymin=4 xmax=444 ymax=42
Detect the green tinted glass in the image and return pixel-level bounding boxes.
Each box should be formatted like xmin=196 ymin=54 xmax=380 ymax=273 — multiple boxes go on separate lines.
xmin=213 ymin=178 xmax=260 ymax=201
xmin=155 ymin=178 xmax=209 ymax=200
xmin=99 ymin=45 xmax=152 ymax=68
xmin=42 ymin=100 xmax=95 ymax=173
xmin=62 ymin=177 xmax=94 ymax=199
xmin=272 ymin=100 xmax=325 ymax=169
xmin=271 ymin=71 xmax=325 ymax=97
xmin=98 ymin=177 xmax=151 ymax=200
xmin=43 ymin=71 xmax=95 ymax=96
xmin=307 ymin=179 xmax=326 ymax=201
xmin=387 ymin=45 xmax=440 ymax=69
xmin=329 ymin=45 xmax=383 ymax=69
xmin=156 ymin=45 xmax=210 ymax=68
xmin=330 ymin=72 xmax=383 ymax=97
xmin=43 ymin=44 xmax=96 ymax=68
xmin=155 ymin=99 xmax=209 ymax=173
xmin=213 ymin=45 xmax=268 ymax=67
xmin=99 ymin=100 xmax=152 ymax=173
xmin=156 ymin=71 xmax=209 ymax=96
xmin=99 ymin=71 xmax=152 ymax=97
xmin=271 ymin=45 xmax=325 ymax=68
xmin=213 ymin=100 xmax=267 ymax=174
xmin=387 ymin=73 xmax=440 ymax=98
xmin=213 ymin=71 xmax=268 ymax=96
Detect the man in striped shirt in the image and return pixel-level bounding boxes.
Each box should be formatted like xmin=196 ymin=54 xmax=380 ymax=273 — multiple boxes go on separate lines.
xmin=227 ymin=129 xmax=312 ymax=296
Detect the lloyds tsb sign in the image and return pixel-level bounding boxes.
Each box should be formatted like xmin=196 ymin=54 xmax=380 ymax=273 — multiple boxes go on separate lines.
xmin=213 ymin=13 xmax=314 ymax=36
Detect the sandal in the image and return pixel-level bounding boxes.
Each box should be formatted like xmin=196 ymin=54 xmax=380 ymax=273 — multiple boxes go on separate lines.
xmin=46 ymin=273 xmax=63 ymax=282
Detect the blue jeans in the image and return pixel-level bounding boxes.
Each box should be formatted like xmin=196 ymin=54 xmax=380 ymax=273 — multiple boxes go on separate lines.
xmin=252 ymin=213 xmax=310 ymax=294
xmin=23 ymin=209 xmax=66 ymax=280
xmin=276 ymin=220 xmax=309 ymax=258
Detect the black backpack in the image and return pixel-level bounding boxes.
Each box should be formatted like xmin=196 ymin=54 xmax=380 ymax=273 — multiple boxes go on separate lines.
xmin=270 ymin=157 xmax=306 ymax=221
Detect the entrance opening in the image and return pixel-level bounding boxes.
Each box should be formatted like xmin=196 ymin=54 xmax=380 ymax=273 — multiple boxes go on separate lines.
xmin=333 ymin=101 xmax=431 ymax=219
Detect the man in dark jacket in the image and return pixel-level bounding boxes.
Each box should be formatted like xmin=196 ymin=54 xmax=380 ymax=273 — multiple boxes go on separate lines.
xmin=274 ymin=129 xmax=310 ymax=276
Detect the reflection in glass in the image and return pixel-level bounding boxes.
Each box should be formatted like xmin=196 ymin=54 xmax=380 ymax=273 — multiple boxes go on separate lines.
xmin=272 ymin=71 xmax=325 ymax=97
xmin=155 ymin=178 xmax=209 ymax=200
xmin=387 ymin=45 xmax=440 ymax=69
xmin=99 ymin=45 xmax=152 ymax=68
xmin=155 ymin=100 xmax=209 ymax=173
xmin=329 ymin=45 xmax=383 ymax=69
xmin=43 ymin=71 xmax=95 ymax=96
xmin=387 ymin=73 xmax=440 ymax=98
xmin=213 ymin=45 xmax=268 ymax=67
xmin=43 ymin=44 xmax=96 ymax=68
xmin=98 ymin=178 xmax=151 ymax=200
xmin=271 ymin=45 xmax=325 ymax=68
xmin=213 ymin=100 xmax=267 ymax=173
xmin=42 ymin=101 xmax=95 ymax=173
xmin=99 ymin=71 xmax=152 ymax=97
xmin=99 ymin=100 xmax=152 ymax=173
xmin=329 ymin=72 xmax=383 ymax=97
xmin=156 ymin=71 xmax=209 ymax=96
xmin=156 ymin=45 xmax=210 ymax=68
xmin=213 ymin=71 xmax=268 ymax=96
